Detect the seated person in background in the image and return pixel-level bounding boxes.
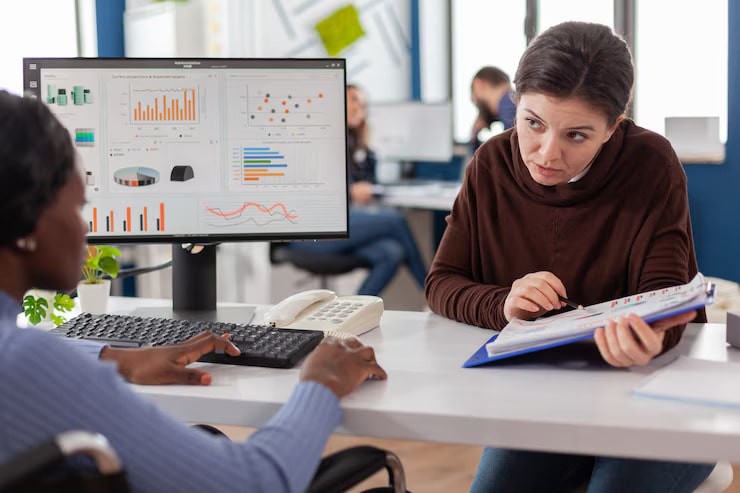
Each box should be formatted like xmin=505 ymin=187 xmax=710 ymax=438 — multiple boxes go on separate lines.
xmin=287 ymin=84 xmax=428 ymax=296
xmin=425 ymin=22 xmax=713 ymax=492
xmin=469 ymin=66 xmax=517 ymax=153
xmin=0 ymin=90 xmax=387 ymax=492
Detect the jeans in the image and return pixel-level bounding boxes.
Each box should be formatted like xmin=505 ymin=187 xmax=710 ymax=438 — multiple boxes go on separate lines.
xmin=287 ymin=207 xmax=428 ymax=296
xmin=469 ymin=448 xmax=714 ymax=493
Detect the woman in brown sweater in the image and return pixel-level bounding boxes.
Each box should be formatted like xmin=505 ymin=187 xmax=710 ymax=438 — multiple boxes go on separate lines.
xmin=426 ymin=22 xmax=713 ymax=492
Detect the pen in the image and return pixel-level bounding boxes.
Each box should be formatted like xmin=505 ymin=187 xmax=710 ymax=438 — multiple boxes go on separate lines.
xmin=558 ymin=295 xmax=583 ymax=310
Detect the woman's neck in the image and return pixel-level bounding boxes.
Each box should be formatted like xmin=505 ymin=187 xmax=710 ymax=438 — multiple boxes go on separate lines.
xmin=0 ymin=252 xmax=31 ymax=303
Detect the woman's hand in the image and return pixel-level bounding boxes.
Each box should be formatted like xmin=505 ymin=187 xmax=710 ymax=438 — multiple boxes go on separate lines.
xmin=503 ymin=271 xmax=569 ymax=321
xmin=350 ymin=181 xmax=374 ymax=205
xmin=594 ymin=311 xmax=697 ymax=367
xmin=300 ymin=336 xmax=387 ymax=398
xmin=100 ymin=332 xmax=241 ymax=385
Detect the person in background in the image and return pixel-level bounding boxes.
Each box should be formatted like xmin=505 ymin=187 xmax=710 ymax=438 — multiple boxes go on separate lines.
xmin=469 ymin=66 xmax=517 ymax=153
xmin=287 ymin=84 xmax=428 ymax=296
xmin=0 ymin=89 xmax=387 ymax=492
xmin=425 ymin=22 xmax=713 ymax=492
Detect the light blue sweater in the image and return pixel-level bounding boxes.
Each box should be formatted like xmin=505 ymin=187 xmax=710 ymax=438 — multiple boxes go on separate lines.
xmin=0 ymin=291 xmax=342 ymax=492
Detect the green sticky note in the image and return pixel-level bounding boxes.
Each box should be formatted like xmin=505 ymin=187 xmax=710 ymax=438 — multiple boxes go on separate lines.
xmin=315 ymin=4 xmax=366 ymax=57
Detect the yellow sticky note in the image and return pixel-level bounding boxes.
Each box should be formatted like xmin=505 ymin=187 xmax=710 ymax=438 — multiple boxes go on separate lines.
xmin=315 ymin=4 xmax=366 ymax=57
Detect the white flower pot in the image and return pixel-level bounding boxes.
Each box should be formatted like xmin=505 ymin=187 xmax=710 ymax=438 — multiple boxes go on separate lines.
xmin=77 ymin=280 xmax=111 ymax=315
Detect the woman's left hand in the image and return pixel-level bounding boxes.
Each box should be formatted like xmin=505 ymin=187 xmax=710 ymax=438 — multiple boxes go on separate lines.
xmin=100 ymin=332 xmax=241 ymax=385
xmin=593 ymin=311 xmax=697 ymax=367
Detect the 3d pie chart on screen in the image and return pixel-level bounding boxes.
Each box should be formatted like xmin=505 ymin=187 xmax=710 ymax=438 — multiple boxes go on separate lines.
xmin=113 ymin=167 xmax=160 ymax=187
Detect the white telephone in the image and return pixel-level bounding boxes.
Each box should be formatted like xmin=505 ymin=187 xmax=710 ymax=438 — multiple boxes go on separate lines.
xmin=263 ymin=289 xmax=383 ymax=337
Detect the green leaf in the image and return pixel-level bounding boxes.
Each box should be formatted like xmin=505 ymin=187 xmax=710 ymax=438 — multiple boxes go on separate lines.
xmin=53 ymin=293 xmax=75 ymax=312
xmin=50 ymin=313 xmax=66 ymax=326
xmin=83 ymin=244 xmax=121 ymax=281
xmin=98 ymin=256 xmax=120 ymax=278
xmin=22 ymin=296 xmax=48 ymax=325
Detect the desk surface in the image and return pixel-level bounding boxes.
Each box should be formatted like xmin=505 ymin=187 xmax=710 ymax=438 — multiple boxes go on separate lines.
xmin=112 ymin=298 xmax=740 ymax=463
xmin=379 ymin=181 xmax=460 ymax=211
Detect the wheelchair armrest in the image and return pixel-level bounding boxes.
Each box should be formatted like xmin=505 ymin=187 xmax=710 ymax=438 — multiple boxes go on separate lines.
xmin=0 ymin=430 xmax=122 ymax=490
xmin=307 ymin=445 xmax=407 ymax=493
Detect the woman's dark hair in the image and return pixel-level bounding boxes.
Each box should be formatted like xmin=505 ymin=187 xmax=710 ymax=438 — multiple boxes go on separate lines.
xmin=513 ymin=21 xmax=634 ymax=125
xmin=0 ymin=91 xmax=76 ymax=247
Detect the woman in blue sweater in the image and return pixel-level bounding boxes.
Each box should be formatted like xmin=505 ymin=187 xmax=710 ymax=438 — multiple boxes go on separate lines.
xmin=0 ymin=90 xmax=386 ymax=492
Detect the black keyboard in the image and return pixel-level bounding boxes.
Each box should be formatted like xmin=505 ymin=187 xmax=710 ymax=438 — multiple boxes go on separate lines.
xmin=52 ymin=313 xmax=324 ymax=368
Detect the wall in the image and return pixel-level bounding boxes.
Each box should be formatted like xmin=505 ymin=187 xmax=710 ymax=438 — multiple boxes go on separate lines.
xmin=684 ymin=1 xmax=739 ymax=282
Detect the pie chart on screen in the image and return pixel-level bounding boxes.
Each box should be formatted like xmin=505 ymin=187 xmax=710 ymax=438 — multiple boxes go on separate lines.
xmin=113 ymin=167 xmax=160 ymax=187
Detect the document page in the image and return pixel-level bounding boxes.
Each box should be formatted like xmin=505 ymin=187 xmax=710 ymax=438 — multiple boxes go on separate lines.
xmin=486 ymin=273 xmax=714 ymax=356
xmin=634 ymin=356 xmax=740 ymax=408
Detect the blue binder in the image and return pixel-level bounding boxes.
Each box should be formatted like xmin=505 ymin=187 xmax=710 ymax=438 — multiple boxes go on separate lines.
xmin=462 ymin=279 xmax=716 ymax=368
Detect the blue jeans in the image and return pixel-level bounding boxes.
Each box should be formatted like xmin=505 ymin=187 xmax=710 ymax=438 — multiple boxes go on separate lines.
xmin=287 ymin=208 xmax=428 ymax=296
xmin=469 ymin=448 xmax=714 ymax=493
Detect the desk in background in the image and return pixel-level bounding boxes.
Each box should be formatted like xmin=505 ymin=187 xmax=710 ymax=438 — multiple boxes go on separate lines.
xmin=378 ymin=181 xmax=460 ymax=211
xmin=113 ymin=297 xmax=740 ymax=464
xmin=362 ymin=180 xmax=460 ymax=309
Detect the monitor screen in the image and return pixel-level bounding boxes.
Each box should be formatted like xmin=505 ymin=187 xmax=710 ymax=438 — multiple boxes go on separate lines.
xmin=366 ymin=101 xmax=453 ymax=162
xmin=23 ymin=58 xmax=348 ymax=321
xmin=23 ymin=58 xmax=349 ymax=244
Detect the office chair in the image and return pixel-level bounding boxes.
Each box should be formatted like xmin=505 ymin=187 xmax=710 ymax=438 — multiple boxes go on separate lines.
xmin=270 ymin=242 xmax=371 ymax=291
xmin=0 ymin=430 xmax=128 ymax=493
xmin=0 ymin=429 xmax=409 ymax=493
xmin=194 ymin=424 xmax=409 ymax=492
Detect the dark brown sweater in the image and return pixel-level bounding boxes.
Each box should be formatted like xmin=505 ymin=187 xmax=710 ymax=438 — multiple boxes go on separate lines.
xmin=425 ymin=119 xmax=704 ymax=353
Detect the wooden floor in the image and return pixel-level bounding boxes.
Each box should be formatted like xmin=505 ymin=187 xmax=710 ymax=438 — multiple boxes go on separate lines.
xmin=215 ymin=425 xmax=740 ymax=492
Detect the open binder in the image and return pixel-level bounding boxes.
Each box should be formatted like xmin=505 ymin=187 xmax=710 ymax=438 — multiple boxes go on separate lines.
xmin=463 ymin=273 xmax=716 ymax=368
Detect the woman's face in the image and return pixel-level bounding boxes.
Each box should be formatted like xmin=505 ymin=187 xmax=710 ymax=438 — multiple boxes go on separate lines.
xmin=346 ymin=87 xmax=366 ymax=129
xmin=516 ymin=93 xmax=619 ymax=186
xmin=27 ymin=169 xmax=89 ymax=291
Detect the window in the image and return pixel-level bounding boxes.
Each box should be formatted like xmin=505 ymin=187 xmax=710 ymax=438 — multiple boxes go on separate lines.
xmin=538 ymin=0 xmax=613 ymax=33
xmin=0 ymin=0 xmax=78 ymax=96
xmin=450 ymin=1 xmax=526 ymax=142
xmin=634 ymin=0 xmax=727 ymax=144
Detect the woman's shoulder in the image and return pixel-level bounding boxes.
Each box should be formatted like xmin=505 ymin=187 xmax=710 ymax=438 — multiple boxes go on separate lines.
xmin=621 ymin=120 xmax=679 ymax=164
xmin=618 ymin=120 xmax=686 ymax=181
xmin=467 ymin=129 xmax=516 ymax=177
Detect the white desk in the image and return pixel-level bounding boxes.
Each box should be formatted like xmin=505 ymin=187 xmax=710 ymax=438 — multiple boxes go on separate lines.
xmin=379 ymin=181 xmax=460 ymax=211
xmin=111 ymin=298 xmax=740 ymax=464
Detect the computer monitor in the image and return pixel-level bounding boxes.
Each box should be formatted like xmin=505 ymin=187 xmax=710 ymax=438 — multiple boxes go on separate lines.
xmin=366 ymin=101 xmax=453 ymax=162
xmin=23 ymin=57 xmax=348 ymax=322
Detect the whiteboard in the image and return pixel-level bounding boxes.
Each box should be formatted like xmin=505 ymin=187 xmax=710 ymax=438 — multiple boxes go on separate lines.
xmin=367 ymin=101 xmax=453 ymax=162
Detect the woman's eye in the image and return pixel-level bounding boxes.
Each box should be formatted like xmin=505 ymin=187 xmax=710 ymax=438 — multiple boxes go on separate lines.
xmin=568 ymin=131 xmax=587 ymax=142
xmin=525 ymin=118 xmax=542 ymax=129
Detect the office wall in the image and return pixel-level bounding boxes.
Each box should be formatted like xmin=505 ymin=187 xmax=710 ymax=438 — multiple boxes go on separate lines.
xmin=683 ymin=1 xmax=739 ymax=282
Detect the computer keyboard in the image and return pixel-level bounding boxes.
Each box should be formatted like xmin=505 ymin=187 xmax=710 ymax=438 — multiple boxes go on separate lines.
xmin=51 ymin=313 xmax=324 ymax=368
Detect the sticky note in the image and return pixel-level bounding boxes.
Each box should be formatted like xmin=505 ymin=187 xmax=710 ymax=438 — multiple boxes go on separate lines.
xmin=315 ymin=4 xmax=366 ymax=57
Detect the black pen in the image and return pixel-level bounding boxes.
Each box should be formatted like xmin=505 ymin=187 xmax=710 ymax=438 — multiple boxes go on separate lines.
xmin=558 ymin=295 xmax=583 ymax=310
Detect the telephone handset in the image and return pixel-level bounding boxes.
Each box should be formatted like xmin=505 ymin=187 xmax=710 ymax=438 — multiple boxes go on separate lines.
xmin=263 ymin=289 xmax=383 ymax=337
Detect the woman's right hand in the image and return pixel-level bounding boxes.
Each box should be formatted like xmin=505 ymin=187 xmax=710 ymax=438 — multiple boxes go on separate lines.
xmin=503 ymin=271 xmax=569 ymax=321
xmin=350 ymin=181 xmax=374 ymax=204
xmin=299 ymin=337 xmax=387 ymax=398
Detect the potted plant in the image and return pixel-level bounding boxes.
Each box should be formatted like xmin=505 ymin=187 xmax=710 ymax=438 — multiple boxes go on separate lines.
xmin=77 ymin=245 xmax=121 ymax=314
xmin=22 ymin=290 xmax=75 ymax=327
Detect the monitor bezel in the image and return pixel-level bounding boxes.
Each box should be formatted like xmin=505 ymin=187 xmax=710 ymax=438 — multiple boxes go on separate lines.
xmin=23 ymin=57 xmax=350 ymax=245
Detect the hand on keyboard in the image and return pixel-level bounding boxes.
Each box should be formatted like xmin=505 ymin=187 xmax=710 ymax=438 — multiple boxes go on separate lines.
xmin=100 ymin=332 xmax=241 ymax=386
xmin=299 ymin=336 xmax=387 ymax=398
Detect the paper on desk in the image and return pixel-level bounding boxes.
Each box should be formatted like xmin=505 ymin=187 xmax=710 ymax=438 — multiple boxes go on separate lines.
xmin=486 ymin=273 xmax=713 ymax=356
xmin=633 ymin=356 xmax=740 ymax=408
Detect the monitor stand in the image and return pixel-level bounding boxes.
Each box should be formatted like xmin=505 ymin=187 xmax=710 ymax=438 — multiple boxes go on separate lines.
xmin=133 ymin=244 xmax=256 ymax=324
